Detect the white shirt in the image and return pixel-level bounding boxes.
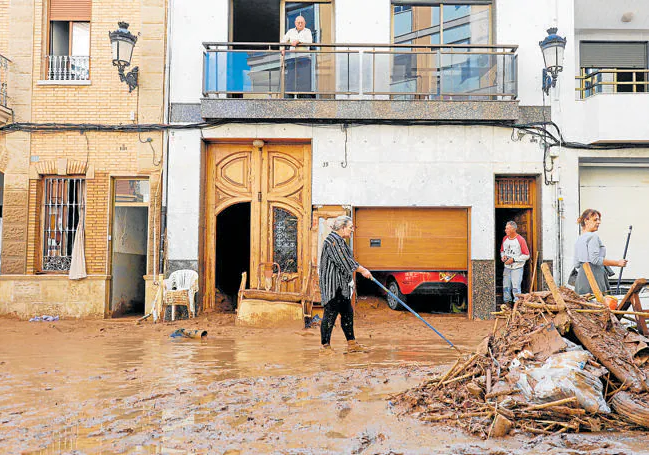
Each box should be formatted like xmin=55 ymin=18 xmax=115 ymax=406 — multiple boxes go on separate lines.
xmin=283 ymin=28 xmax=313 ymax=48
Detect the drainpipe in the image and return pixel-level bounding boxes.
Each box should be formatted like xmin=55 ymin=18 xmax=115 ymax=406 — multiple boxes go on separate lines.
xmin=159 ymin=0 xmax=173 ymax=275
xmin=557 ymin=186 xmax=564 ymax=284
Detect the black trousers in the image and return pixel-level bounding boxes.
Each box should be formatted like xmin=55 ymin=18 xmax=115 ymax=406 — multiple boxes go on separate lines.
xmin=321 ymin=289 xmax=355 ymax=345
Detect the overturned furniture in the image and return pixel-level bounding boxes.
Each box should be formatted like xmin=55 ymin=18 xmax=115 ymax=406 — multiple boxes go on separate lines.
xmin=236 ymin=262 xmax=319 ymax=327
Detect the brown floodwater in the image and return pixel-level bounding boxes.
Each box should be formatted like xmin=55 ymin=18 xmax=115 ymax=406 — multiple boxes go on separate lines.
xmin=0 ymin=302 xmax=647 ymax=455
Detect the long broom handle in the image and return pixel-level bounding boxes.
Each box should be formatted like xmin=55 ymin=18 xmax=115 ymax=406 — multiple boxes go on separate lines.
xmin=616 ymin=225 xmax=632 ymax=295
xmin=371 ymin=276 xmax=460 ymax=352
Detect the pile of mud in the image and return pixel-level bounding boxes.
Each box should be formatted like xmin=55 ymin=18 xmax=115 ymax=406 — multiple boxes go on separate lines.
xmin=393 ymin=286 xmax=649 ymax=438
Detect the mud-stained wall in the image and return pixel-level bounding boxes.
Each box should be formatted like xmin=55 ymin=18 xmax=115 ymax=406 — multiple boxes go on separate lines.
xmin=0 ymin=275 xmax=107 ymax=319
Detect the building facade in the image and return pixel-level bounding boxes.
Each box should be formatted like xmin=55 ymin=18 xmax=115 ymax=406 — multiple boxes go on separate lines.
xmin=0 ymin=0 xmax=167 ymax=318
xmin=165 ymin=0 xmax=648 ymax=320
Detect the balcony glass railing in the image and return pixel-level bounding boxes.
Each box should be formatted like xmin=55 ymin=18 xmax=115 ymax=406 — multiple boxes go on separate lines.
xmin=0 ymin=53 xmax=8 ymax=108
xmin=45 ymin=55 xmax=90 ymax=81
xmin=576 ymin=69 xmax=649 ymax=99
xmin=203 ymin=43 xmax=518 ymax=100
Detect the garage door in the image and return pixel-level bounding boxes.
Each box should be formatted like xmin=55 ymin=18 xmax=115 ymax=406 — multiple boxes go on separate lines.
xmin=580 ymin=166 xmax=649 ymax=281
xmin=354 ymin=207 xmax=469 ymax=271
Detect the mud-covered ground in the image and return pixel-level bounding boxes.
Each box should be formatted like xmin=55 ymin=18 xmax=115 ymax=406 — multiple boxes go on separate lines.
xmin=0 ymin=297 xmax=647 ymax=454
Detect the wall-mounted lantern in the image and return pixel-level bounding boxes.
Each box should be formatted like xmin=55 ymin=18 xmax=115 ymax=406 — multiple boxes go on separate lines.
xmin=109 ymin=22 xmax=139 ymax=92
xmin=539 ymin=27 xmax=567 ymax=95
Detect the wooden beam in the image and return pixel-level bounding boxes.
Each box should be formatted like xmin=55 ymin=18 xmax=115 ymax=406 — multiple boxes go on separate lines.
xmin=616 ymin=278 xmax=648 ymax=312
xmin=540 ymin=263 xmax=566 ymax=310
xmin=582 ymin=262 xmax=604 ymax=303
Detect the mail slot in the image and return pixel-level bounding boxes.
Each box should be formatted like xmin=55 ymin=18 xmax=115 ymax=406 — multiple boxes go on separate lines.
xmin=370 ymin=239 xmax=381 ymax=247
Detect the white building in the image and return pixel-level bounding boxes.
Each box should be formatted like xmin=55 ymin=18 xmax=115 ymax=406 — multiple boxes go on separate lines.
xmin=164 ymin=0 xmax=649 ymax=319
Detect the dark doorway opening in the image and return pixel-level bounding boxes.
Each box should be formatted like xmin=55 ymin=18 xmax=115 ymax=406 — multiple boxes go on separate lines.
xmin=216 ymin=202 xmax=251 ymax=304
xmin=232 ymin=0 xmax=280 ymax=43
xmin=495 ymin=208 xmax=533 ymax=303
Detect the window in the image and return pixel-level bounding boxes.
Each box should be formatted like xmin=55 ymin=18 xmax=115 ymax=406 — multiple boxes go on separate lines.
xmin=392 ymin=2 xmax=491 ymax=45
xmin=46 ymin=0 xmax=91 ymax=81
xmin=390 ymin=1 xmax=494 ymax=99
xmin=42 ymin=178 xmax=84 ymax=272
xmin=579 ymin=41 xmax=649 ymax=98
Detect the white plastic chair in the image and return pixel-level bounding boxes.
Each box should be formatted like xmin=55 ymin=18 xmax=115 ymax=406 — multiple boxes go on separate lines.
xmin=163 ymin=270 xmax=199 ymax=321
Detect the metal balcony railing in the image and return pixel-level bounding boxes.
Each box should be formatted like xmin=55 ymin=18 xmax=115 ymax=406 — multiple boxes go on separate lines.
xmin=576 ymin=69 xmax=649 ymax=99
xmin=0 ymin=53 xmax=8 ymax=108
xmin=203 ymin=42 xmax=518 ymax=100
xmin=45 ymin=55 xmax=90 ymax=81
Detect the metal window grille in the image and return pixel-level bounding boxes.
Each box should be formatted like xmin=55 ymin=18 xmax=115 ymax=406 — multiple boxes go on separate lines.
xmin=42 ymin=178 xmax=84 ymax=271
xmin=495 ymin=177 xmax=533 ymax=207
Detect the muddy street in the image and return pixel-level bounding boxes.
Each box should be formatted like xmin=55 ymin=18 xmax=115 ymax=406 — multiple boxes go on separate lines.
xmin=1 ymin=300 xmax=648 ymax=455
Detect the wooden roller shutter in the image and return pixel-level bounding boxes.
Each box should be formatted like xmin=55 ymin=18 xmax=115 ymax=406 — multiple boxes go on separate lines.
xmin=354 ymin=207 xmax=469 ymax=271
xmin=50 ymin=0 xmax=91 ymax=21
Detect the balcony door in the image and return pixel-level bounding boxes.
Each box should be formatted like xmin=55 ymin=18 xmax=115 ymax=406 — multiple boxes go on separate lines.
xmin=203 ymin=141 xmax=312 ymax=311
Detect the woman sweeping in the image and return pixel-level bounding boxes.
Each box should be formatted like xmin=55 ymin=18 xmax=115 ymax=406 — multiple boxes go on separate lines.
xmin=573 ymin=209 xmax=628 ymax=295
xmin=319 ymin=216 xmax=373 ymax=354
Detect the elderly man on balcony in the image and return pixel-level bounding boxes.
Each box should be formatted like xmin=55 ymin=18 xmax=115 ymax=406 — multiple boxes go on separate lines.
xmin=282 ymin=15 xmax=313 ymax=98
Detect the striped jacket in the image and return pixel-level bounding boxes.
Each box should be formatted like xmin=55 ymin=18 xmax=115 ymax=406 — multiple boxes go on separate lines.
xmin=319 ymin=232 xmax=359 ymax=305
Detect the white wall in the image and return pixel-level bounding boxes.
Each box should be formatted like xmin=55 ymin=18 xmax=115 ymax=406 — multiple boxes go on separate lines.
xmin=335 ymin=0 xmax=390 ymax=44
xmin=167 ymin=130 xmax=202 ymax=261
xmin=169 ymin=0 xmax=229 ymax=103
xmin=496 ymin=0 xmax=556 ymax=106
xmin=169 ymin=124 xmax=545 ymax=261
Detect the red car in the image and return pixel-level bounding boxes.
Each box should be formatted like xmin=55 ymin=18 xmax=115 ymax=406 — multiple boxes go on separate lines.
xmin=378 ymin=271 xmax=468 ymax=312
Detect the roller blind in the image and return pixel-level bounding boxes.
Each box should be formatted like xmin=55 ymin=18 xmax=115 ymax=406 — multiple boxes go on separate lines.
xmin=580 ymin=41 xmax=648 ymax=69
xmin=50 ymin=0 xmax=91 ymax=21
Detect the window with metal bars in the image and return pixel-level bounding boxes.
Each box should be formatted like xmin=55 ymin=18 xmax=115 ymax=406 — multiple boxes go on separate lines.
xmin=42 ymin=178 xmax=84 ymax=271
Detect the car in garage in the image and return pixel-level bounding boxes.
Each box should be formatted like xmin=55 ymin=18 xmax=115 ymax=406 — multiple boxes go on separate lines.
xmin=374 ymin=271 xmax=468 ymax=312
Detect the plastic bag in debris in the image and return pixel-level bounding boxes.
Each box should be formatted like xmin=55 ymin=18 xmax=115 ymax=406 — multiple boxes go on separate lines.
xmin=516 ymin=350 xmax=610 ymax=414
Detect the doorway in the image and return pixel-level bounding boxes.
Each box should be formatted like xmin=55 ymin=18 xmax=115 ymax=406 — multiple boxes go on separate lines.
xmin=202 ymin=141 xmax=312 ymax=311
xmin=109 ymin=179 xmax=150 ymax=317
xmin=494 ymin=176 xmax=538 ymax=304
xmin=216 ymin=202 xmax=251 ymax=303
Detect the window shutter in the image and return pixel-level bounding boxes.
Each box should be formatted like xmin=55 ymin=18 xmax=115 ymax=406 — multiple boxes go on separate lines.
xmin=580 ymin=42 xmax=648 ymax=69
xmin=50 ymin=0 xmax=91 ymax=21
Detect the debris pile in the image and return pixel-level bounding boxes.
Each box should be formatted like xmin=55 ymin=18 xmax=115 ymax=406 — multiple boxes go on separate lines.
xmin=393 ymin=286 xmax=649 ymax=438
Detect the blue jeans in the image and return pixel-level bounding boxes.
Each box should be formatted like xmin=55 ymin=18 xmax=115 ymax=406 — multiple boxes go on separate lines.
xmin=503 ymin=267 xmax=524 ymax=303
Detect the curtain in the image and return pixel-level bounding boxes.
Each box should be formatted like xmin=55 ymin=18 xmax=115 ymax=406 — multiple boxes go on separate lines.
xmin=69 ymin=181 xmax=87 ymax=280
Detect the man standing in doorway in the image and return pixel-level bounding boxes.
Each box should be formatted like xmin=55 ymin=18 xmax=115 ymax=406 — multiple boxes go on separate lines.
xmin=500 ymin=221 xmax=530 ymax=305
xmin=282 ymin=15 xmax=313 ymax=98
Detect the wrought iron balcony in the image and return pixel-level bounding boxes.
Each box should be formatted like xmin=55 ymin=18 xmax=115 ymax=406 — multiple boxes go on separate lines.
xmin=44 ymin=55 xmax=90 ymax=81
xmin=203 ymin=42 xmax=518 ymax=101
xmin=0 ymin=53 xmax=8 ymax=109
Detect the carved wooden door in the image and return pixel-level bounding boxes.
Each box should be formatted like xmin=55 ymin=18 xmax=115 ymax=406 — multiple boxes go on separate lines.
xmin=204 ymin=142 xmax=311 ymax=310
xmin=259 ymin=143 xmax=311 ymax=293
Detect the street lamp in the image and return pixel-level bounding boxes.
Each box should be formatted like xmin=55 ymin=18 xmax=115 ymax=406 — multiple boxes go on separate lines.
xmin=539 ymin=27 xmax=567 ymax=95
xmin=109 ymin=22 xmax=139 ymax=92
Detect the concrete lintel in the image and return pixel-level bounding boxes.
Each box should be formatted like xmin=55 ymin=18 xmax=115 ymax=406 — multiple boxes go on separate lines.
xmin=200 ymin=99 xmax=520 ymax=122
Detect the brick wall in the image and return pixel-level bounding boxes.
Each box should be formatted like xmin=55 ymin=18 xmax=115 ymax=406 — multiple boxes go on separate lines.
xmin=0 ymin=0 xmax=167 ymax=311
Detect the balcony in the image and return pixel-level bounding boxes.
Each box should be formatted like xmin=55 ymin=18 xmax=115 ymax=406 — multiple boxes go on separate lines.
xmin=0 ymin=53 xmax=9 ymax=123
xmin=42 ymin=55 xmax=90 ymax=83
xmin=571 ymin=69 xmax=649 ymax=143
xmin=201 ymin=42 xmax=519 ymax=122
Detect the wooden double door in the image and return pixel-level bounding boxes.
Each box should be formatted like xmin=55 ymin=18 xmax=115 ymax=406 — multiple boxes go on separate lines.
xmin=203 ymin=141 xmax=312 ymax=311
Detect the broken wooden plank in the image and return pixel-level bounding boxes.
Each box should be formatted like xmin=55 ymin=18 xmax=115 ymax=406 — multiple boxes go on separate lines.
xmin=616 ymin=278 xmax=647 ymax=312
xmin=540 ymin=263 xmax=567 ymax=310
xmin=568 ymin=310 xmax=648 ymax=393
xmin=582 ymin=262 xmax=604 ymax=303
